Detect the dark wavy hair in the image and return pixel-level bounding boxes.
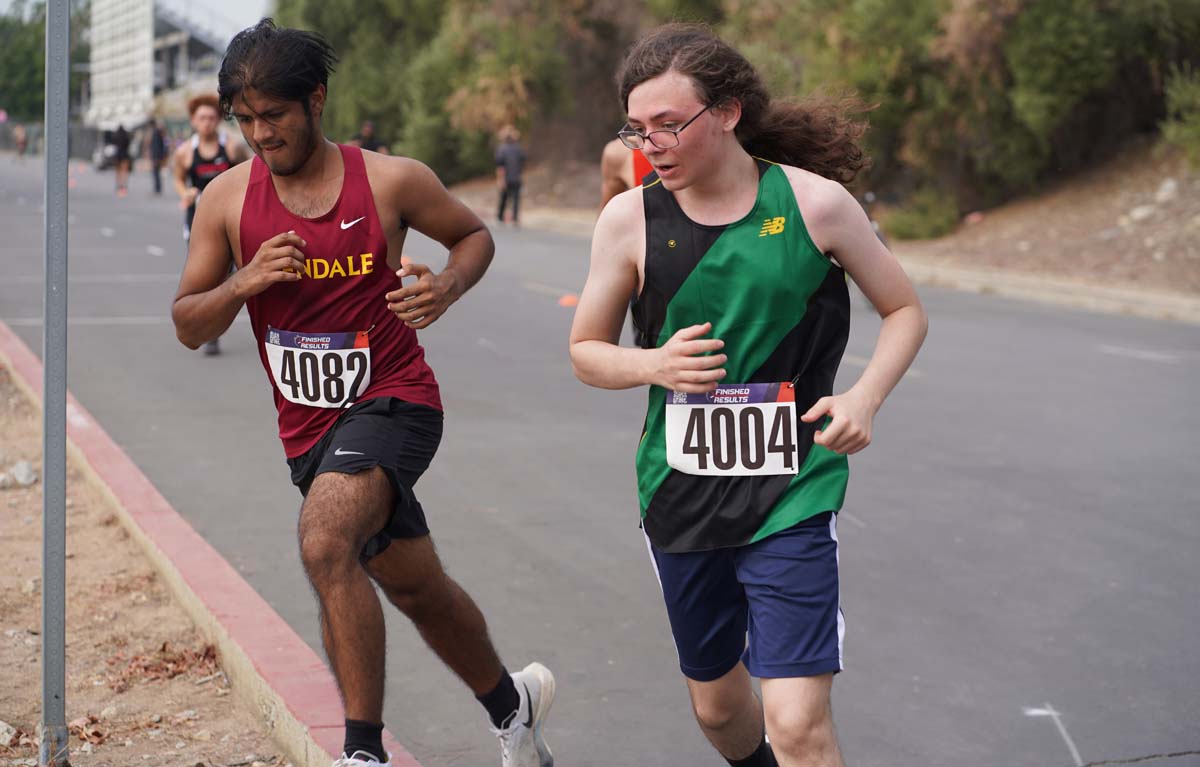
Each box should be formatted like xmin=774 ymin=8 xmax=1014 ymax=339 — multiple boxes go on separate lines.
xmin=618 ymin=23 xmax=869 ymax=184
xmin=218 ymin=19 xmax=338 ymax=119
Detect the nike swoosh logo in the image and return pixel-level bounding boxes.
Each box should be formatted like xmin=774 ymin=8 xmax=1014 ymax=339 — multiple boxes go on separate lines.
xmin=334 ymin=447 xmax=365 ymax=456
xmin=522 ymin=683 xmax=533 ymax=728
xmin=340 ymin=216 xmax=365 ymax=230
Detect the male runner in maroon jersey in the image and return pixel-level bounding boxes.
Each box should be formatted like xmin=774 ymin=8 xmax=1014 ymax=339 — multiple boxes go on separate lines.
xmin=171 ymin=20 xmax=554 ymax=767
xmin=173 ymin=92 xmax=250 ymax=355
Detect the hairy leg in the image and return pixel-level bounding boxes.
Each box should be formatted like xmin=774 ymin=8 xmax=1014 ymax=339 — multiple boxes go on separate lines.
xmin=297 ymin=468 xmax=394 ymax=720
xmin=365 ymin=533 xmax=504 ymax=694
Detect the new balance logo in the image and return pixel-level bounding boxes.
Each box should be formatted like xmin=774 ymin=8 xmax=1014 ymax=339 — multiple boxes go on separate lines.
xmin=759 ymin=217 xmax=786 ymax=237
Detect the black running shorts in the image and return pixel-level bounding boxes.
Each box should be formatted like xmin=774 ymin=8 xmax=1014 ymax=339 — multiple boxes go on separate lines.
xmin=286 ymin=397 xmax=443 ymax=560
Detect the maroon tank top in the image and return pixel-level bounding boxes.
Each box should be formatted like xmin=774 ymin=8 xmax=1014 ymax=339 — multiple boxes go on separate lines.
xmin=239 ymin=144 xmax=441 ymax=458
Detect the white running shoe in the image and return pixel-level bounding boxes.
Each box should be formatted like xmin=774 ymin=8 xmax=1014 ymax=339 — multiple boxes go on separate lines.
xmin=331 ymin=751 xmax=391 ymax=767
xmin=491 ymin=662 xmax=555 ymax=767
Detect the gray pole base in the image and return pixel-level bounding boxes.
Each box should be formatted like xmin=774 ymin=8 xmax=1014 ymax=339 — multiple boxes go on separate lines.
xmin=38 ymin=724 xmax=70 ymax=767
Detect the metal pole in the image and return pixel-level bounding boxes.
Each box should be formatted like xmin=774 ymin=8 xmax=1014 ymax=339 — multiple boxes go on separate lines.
xmin=40 ymin=0 xmax=70 ymax=764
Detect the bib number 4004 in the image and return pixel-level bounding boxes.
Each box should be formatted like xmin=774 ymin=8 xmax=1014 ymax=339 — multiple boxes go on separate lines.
xmin=665 ymin=388 xmax=801 ymax=477
xmin=681 ymin=406 xmax=796 ymax=472
xmin=276 ymin=348 xmax=368 ymax=406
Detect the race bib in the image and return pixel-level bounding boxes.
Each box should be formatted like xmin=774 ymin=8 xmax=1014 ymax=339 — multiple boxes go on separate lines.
xmin=665 ymin=382 xmax=799 ymax=476
xmin=264 ymin=326 xmax=371 ymax=408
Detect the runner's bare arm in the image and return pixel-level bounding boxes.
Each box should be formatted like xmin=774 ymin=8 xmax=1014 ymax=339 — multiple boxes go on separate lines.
xmin=228 ymin=138 xmax=252 ymax=164
xmin=570 ymin=192 xmax=727 ymax=392
xmin=171 ymin=142 xmax=195 ymax=206
xmin=788 ymin=169 xmax=928 ymax=454
xmin=172 ymin=172 xmax=306 ymax=348
xmin=382 ymin=158 xmax=494 ymax=329
xmin=599 ymin=139 xmax=632 ymax=210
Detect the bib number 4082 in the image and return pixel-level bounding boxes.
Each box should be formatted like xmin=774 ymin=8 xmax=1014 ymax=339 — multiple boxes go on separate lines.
xmin=276 ymin=348 xmax=368 ymax=406
xmin=264 ymin=327 xmax=372 ymax=409
xmin=681 ymin=405 xmax=796 ymax=472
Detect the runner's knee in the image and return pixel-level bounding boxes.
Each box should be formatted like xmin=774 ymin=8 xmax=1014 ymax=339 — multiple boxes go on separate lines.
xmin=688 ymin=678 xmax=751 ymax=732
xmin=691 ymin=694 xmax=743 ymax=732
xmin=379 ymin=571 xmax=450 ymax=621
xmin=763 ymin=696 xmax=833 ymax=755
xmin=297 ymin=477 xmax=383 ymax=578
xmin=298 ymin=525 xmax=358 ymax=581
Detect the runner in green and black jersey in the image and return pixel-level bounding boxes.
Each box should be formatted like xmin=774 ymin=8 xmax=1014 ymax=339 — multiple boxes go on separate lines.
xmin=569 ymin=24 xmax=928 ymax=767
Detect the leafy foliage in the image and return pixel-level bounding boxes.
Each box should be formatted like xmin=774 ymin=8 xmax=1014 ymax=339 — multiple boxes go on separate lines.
xmin=275 ymin=0 xmax=591 ymax=182
xmin=0 ymin=0 xmax=90 ymax=122
xmin=719 ymin=0 xmax=1200 ymax=236
xmin=1164 ymin=64 xmax=1200 ymax=168
xmin=882 ymin=186 xmax=960 ymax=240
xmin=8 ymin=0 xmax=1190 ymax=222
xmin=395 ymin=0 xmax=568 ymax=181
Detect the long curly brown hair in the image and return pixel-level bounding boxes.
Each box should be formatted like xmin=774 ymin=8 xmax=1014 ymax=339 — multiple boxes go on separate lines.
xmin=617 ymin=23 xmax=870 ymax=184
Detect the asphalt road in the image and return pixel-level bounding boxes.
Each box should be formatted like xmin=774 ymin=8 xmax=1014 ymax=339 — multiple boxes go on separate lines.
xmin=3 ymin=155 xmax=1198 ymax=767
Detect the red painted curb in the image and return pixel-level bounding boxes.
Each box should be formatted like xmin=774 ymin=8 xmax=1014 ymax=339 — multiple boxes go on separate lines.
xmin=0 ymin=319 xmax=419 ymax=767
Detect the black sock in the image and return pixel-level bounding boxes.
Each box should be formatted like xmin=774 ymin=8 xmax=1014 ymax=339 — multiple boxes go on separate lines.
xmin=476 ymin=666 xmax=521 ymax=728
xmin=726 ymin=735 xmax=777 ymax=767
xmin=343 ymin=719 xmax=385 ymax=762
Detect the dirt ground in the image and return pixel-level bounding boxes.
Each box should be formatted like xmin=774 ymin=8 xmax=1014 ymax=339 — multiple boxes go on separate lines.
xmin=887 ymin=141 xmax=1200 ymax=295
xmin=451 ymin=140 xmax=1200 ymax=296
xmin=0 ymin=367 xmax=289 ymax=767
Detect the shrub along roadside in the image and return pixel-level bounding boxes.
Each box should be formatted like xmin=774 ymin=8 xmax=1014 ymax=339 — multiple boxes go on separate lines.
xmin=1164 ymin=64 xmax=1200 ymax=169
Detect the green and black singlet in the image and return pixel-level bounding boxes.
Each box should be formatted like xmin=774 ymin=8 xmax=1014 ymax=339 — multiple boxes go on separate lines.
xmin=632 ymin=158 xmax=851 ymax=553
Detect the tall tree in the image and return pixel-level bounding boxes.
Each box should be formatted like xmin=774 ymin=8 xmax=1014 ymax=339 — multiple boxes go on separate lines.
xmin=0 ymin=0 xmax=90 ymax=122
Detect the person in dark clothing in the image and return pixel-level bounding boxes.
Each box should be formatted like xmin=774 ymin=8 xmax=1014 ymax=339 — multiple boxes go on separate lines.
xmin=351 ymin=120 xmax=389 ymax=154
xmin=113 ymin=124 xmax=131 ymax=196
xmin=494 ymin=126 xmax=526 ymax=225
xmin=149 ymin=119 xmax=168 ymax=195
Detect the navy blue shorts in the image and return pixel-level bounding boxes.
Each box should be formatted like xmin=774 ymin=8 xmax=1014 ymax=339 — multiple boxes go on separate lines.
xmin=646 ymin=511 xmax=844 ymax=682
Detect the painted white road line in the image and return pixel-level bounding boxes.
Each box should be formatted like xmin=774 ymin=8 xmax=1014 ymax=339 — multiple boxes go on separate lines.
xmin=523 ymin=280 xmax=575 ymax=297
xmin=7 ymin=274 xmax=180 ymax=285
xmin=843 ymin=353 xmax=923 ymax=378
xmin=1024 ymin=704 xmax=1083 ymax=767
xmin=1096 ymin=344 xmax=1181 ymax=364
xmin=2 ymin=315 xmax=250 ymax=327
xmin=146 ymin=245 xmax=166 ymax=257
xmin=100 ymin=227 xmax=115 ymax=238
xmin=839 ymin=511 xmax=867 ymax=528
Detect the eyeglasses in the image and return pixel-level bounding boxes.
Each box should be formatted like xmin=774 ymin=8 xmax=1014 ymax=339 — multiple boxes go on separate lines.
xmin=617 ymin=104 xmax=712 ymax=150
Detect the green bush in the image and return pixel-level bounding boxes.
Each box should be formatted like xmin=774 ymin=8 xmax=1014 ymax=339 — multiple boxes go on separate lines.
xmin=722 ymin=0 xmax=1200 ymax=212
xmin=1163 ymin=64 xmax=1200 ymax=169
xmin=1004 ymin=0 xmax=1118 ymax=143
xmin=883 ymin=186 xmax=960 ymax=240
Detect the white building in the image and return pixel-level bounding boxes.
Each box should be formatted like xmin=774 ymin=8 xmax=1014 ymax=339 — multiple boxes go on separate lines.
xmin=86 ymin=0 xmax=234 ymax=129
